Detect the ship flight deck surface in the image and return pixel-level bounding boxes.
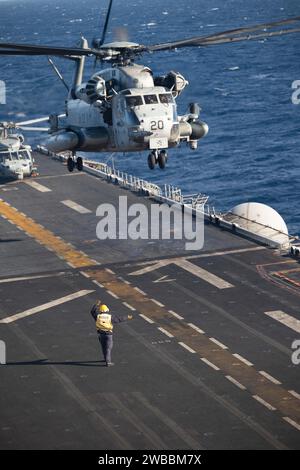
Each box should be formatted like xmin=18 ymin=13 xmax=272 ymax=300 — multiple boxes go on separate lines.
xmin=0 ymin=152 xmax=299 ymax=450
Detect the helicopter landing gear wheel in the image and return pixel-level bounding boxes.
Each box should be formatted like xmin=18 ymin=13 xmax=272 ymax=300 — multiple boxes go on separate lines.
xmin=148 ymin=151 xmax=156 ymax=170
xmin=67 ymin=156 xmax=75 ymax=172
xmin=158 ymin=150 xmax=167 ymax=169
xmin=76 ymin=156 xmax=83 ymax=171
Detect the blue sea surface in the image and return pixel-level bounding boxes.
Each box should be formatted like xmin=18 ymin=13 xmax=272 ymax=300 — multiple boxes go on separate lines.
xmin=0 ymin=0 xmax=299 ymax=234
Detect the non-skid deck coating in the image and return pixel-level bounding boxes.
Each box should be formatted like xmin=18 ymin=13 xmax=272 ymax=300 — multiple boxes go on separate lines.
xmin=0 ymin=152 xmax=299 ymax=449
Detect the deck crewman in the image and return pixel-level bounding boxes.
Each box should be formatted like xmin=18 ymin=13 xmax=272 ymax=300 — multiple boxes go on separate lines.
xmin=90 ymin=301 xmax=133 ymax=367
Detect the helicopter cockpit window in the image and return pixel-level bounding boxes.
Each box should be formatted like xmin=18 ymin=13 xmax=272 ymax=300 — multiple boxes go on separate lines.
xmin=126 ymin=96 xmax=143 ymax=107
xmin=18 ymin=151 xmax=30 ymax=160
xmin=144 ymin=94 xmax=158 ymax=104
xmin=159 ymin=94 xmax=173 ymax=104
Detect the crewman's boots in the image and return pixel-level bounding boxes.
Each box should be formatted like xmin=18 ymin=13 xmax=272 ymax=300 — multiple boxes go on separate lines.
xmin=106 ymin=362 xmax=114 ymax=367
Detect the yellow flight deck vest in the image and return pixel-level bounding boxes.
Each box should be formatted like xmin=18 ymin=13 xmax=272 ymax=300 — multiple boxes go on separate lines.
xmin=96 ymin=313 xmax=113 ymax=333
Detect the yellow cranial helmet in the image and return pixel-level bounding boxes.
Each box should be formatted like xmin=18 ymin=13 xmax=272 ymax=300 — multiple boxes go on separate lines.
xmin=99 ymin=304 xmax=109 ymax=313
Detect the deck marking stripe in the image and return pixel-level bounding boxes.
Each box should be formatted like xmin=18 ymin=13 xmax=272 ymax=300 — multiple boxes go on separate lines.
xmin=209 ymin=337 xmax=228 ymax=350
xmin=80 ymin=271 xmax=90 ymax=279
xmin=233 ymin=353 xmax=253 ymax=367
xmin=123 ymin=302 xmax=136 ymax=311
xmin=158 ymin=327 xmax=174 ymax=338
xmin=283 ymin=417 xmax=300 ymax=431
xmin=253 ymin=395 xmax=276 ymax=411
xmin=93 ymin=280 xmax=104 ymax=288
xmin=139 ymin=314 xmax=154 ymax=324
xmin=151 ymin=298 xmax=164 ymax=307
xmin=107 ymin=290 xmax=119 ymax=299
xmin=168 ymin=310 xmax=184 ymax=320
xmin=289 ymin=390 xmax=300 ymax=400
xmin=131 ymin=258 xmax=233 ymax=289
xmin=188 ymin=323 xmax=205 ymax=334
xmin=225 ymin=375 xmax=246 ymax=390
xmin=61 ymin=200 xmax=92 ymax=214
xmin=259 ymin=371 xmax=282 ymax=385
xmin=179 ymin=342 xmax=196 ymax=353
xmin=0 ymin=199 xmax=98 ymax=268
xmin=174 ymin=259 xmax=234 ymax=289
xmin=201 ymin=357 xmax=220 ymax=371
xmin=0 ymin=290 xmax=94 ymax=324
xmin=105 ymin=268 xmax=115 ymax=275
xmin=25 ymin=181 xmax=51 ymax=192
xmin=134 ymin=287 xmax=146 ymax=295
xmin=265 ymin=310 xmax=300 ymax=334
xmin=0 ymin=272 xmax=66 ymax=284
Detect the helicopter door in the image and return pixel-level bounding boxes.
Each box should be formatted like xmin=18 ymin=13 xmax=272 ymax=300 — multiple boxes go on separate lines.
xmin=112 ymin=95 xmax=129 ymax=149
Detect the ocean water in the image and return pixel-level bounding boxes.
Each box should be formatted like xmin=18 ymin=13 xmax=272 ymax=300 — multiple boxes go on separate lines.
xmin=0 ymin=0 xmax=299 ymax=234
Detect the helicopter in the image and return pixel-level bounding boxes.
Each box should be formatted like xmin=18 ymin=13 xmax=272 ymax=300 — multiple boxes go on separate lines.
xmin=0 ymin=117 xmax=50 ymax=179
xmin=0 ymin=1 xmax=299 ymax=171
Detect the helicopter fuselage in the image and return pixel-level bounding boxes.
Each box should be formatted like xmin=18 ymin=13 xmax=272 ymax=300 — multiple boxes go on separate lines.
xmin=45 ymin=62 xmax=209 ymax=168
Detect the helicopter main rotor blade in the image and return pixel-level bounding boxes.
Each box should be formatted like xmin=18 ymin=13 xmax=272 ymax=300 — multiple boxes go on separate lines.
xmin=0 ymin=42 xmax=105 ymax=58
xmin=99 ymin=0 xmax=114 ymax=46
xmin=145 ymin=16 xmax=300 ymax=51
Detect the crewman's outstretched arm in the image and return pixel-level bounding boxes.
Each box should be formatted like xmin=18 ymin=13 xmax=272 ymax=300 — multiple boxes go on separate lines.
xmin=111 ymin=314 xmax=134 ymax=324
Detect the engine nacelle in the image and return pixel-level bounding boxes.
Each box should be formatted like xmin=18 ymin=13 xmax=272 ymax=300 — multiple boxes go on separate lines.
xmin=75 ymin=74 xmax=107 ymax=104
xmin=179 ymin=120 xmax=209 ymax=149
xmin=154 ymin=71 xmax=188 ymax=97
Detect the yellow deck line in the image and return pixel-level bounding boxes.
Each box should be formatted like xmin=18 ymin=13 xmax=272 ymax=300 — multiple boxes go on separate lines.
xmin=0 ymin=199 xmax=98 ymax=269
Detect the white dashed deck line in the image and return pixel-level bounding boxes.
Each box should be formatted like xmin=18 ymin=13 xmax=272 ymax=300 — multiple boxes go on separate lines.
xmin=139 ymin=314 xmax=155 ymax=324
xmin=253 ymin=395 xmax=276 ymax=411
xmin=259 ymin=371 xmax=282 ymax=385
xmin=233 ymin=353 xmax=253 ymax=367
xmin=105 ymin=268 xmax=115 ymax=275
xmin=134 ymin=287 xmax=146 ymax=296
xmin=289 ymin=390 xmax=300 ymax=400
xmin=209 ymin=337 xmax=228 ymax=350
xmin=168 ymin=310 xmax=184 ymax=320
xmin=122 ymin=302 xmax=136 ymax=311
xmin=107 ymin=290 xmax=119 ymax=299
xmin=264 ymin=310 xmax=300 ymax=334
xmin=178 ymin=342 xmax=196 ymax=354
xmin=201 ymin=357 xmax=220 ymax=371
xmin=187 ymin=323 xmax=205 ymax=334
xmin=225 ymin=375 xmax=246 ymax=390
xmin=61 ymin=200 xmax=92 ymax=214
xmin=93 ymin=280 xmax=104 ymax=288
xmin=150 ymin=298 xmax=164 ymax=308
xmin=79 ymin=271 xmax=90 ymax=279
xmin=0 ymin=290 xmax=94 ymax=324
xmin=157 ymin=327 xmax=174 ymax=338
xmin=283 ymin=417 xmax=300 ymax=431
xmin=25 ymin=181 xmax=52 ymax=193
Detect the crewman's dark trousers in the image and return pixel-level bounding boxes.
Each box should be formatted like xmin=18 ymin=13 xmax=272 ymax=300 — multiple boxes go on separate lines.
xmin=98 ymin=332 xmax=113 ymax=363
